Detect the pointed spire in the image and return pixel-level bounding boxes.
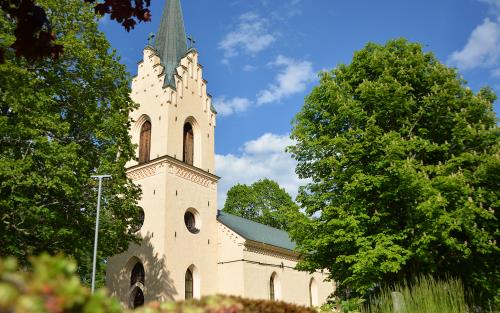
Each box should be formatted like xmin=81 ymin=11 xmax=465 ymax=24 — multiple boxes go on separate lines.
xmin=154 ymin=0 xmax=187 ymax=88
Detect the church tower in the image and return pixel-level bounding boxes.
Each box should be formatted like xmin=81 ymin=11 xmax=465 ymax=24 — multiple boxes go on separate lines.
xmin=106 ymin=0 xmax=219 ymax=308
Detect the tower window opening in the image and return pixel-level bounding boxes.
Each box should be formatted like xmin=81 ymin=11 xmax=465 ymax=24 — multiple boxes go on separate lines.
xmin=184 ymin=210 xmax=200 ymax=234
xmin=138 ymin=121 xmax=151 ymax=164
xmin=183 ymin=122 xmax=194 ymax=165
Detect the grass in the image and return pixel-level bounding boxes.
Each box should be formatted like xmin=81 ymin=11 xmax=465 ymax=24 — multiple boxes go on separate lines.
xmin=361 ymin=275 xmax=469 ymax=313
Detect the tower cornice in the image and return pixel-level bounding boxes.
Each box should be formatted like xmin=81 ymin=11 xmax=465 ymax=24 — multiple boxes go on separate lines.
xmin=126 ymin=155 xmax=219 ymax=184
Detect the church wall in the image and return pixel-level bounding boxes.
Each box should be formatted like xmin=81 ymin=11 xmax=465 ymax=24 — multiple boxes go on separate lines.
xmin=128 ymin=48 xmax=170 ymax=168
xmin=241 ymin=245 xmax=334 ymax=307
xmin=216 ymin=223 xmax=246 ymax=297
xmin=163 ymin=165 xmax=219 ymax=300
xmin=126 ymin=49 xmax=215 ymax=176
xmin=106 ymin=165 xmax=171 ymax=306
xmin=165 ymin=51 xmax=215 ymax=174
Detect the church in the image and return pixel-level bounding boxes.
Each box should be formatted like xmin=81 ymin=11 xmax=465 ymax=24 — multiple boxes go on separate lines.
xmin=106 ymin=0 xmax=335 ymax=308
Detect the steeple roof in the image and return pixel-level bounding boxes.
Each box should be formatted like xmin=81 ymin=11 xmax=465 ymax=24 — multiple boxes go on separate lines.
xmin=154 ymin=0 xmax=187 ymax=88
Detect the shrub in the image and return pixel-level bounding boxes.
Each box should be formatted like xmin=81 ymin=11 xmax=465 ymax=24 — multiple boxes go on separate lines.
xmin=137 ymin=296 xmax=318 ymax=313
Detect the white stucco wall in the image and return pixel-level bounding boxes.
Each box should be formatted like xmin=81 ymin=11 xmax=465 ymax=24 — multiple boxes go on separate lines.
xmin=216 ymin=225 xmax=335 ymax=307
xmin=242 ymin=244 xmax=334 ymax=307
xmin=217 ymin=223 xmax=246 ymax=296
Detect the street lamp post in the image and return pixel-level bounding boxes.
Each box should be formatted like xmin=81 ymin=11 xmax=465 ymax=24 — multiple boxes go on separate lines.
xmin=90 ymin=174 xmax=111 ymax=293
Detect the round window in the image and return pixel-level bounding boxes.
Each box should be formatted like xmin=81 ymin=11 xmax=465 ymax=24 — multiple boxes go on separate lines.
xmin=184 ymin=210 xmax=200 ymax=234
xmin=131 ymin=207 xmax=145 ymax=233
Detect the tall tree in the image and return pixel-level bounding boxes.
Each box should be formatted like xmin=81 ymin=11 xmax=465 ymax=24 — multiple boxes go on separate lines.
xmin=222 ymin=179 xmax=300 ymax=231
xmin=0 ymin=0 xmax=142 ymax=285
xmin=288 ymin=39 xmax=499 ymax=305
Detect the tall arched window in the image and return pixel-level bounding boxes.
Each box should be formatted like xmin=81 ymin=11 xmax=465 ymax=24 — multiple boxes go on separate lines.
xmin=183 ymin=122 xmax=194 ymax=165
xmin=131 ymin=287 xmax=144 ymax=308
xmin=138 ymin=121 xmax=151 ymax=164
xmin=270 ymin=274 xmax=276 ymax=301
xmin=309 ymin=278 xmax=318 ymax=306
xmin=269 ymin=272 xmax=281 ymax=301
xmin=185 ymin=268 xmax=193 ymax=299
xmin=130 ymin=262 xmax=145 ymax=287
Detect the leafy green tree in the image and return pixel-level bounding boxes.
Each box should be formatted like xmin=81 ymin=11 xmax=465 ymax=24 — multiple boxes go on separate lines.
xmin=288 ymin=39 xmax=499 ymax=305
xmin=222 ymin=178 xmax=300 ymax=230
xmin=0 ymin=0 xmax=141 ymax=286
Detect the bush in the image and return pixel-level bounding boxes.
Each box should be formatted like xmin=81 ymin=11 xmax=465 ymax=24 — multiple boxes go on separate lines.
xmin=0 ymin=254 xmax=317 ymax=313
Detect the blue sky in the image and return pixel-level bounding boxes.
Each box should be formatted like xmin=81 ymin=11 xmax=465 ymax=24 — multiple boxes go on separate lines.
xmin=100 ymin=0 xmax=500 ymax=206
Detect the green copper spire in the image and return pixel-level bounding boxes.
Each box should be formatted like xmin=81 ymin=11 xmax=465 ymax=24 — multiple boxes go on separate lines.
xmin=154 ymin=0 xmax=187 ymax=88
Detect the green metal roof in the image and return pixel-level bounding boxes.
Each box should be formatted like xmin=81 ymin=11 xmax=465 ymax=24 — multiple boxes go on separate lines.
xmin=217 ymin=211 xmax=296 ymax=251
xmin=154 ymin=0 xmax=187 ymax=88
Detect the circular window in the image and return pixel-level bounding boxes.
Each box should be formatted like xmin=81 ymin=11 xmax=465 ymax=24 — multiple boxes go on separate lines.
xmin=184 ymin=209 xmax=200 ymax=234
xmin=131 ymin=208 xmax=145 ymax=233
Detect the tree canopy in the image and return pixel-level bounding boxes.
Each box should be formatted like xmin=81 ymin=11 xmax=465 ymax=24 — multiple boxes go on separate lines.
xmin=288 ymin=39 xmax=499 ymax=305
xmin=0 ymin=0 xmax=142 ymax=285
xmin=222 ymin=178 xmax=300 ymax=231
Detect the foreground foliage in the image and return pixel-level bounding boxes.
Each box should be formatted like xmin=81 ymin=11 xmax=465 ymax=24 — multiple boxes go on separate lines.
xmin=223 ymin=178 xmax=300 ymax=230
xmin=288 ymin=39 xmax=499 ymax=306
xmin=0 ymin=255 xmax=317 ymax=313
xmin=0 ymin=0 xmax=142 ymax=285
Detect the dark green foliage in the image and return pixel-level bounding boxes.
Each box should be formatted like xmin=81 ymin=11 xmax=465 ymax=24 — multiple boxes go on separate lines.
xmin=288 ymin=39 xmax=499 ymax=305
xmin=222 ymin=178 xmax=300 ymax=230
xmin=0 ymin=254 xmax=318 ymax=313
xmin=0 ymin=0 xmax=142 ymax=285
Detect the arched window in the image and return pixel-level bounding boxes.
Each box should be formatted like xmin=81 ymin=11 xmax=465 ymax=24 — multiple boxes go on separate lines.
xmin=131 ymin=287 xmax=144 ymax=308
xmin=185 ymin=268 xmax=193 ymax=299
xmin=130 ymin=262 xmax=145 ymax=287
xmin=183 ymin=122 xmax=194 ymax=165
xmin=270 ymin=275 xmax=275 ymax=301
xmin=269 ymin=272 xmax=281 ymax=301
xmin=309 ymin=278 xmax=318 ymax=306
xmin=138 ymin=121 xmax=151 ymax=164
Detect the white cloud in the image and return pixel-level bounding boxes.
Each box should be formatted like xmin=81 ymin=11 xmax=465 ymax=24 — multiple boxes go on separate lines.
xmin=257 ymin=55 xmax=316 ymax=105
xmin=218 ymin=12 xmax=276 ymax=62
xmin=213 ymin=96 xmax=252 ymax=117
xmin=448 ymin=0 xmax=500 ymax=75
xmin=243 ymin=64 xmax=258 ymax=72
xmin=448 ymin=17 xmax=500 ymax=70
xmin=215 ymin=133 xmax=305 ymax=208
